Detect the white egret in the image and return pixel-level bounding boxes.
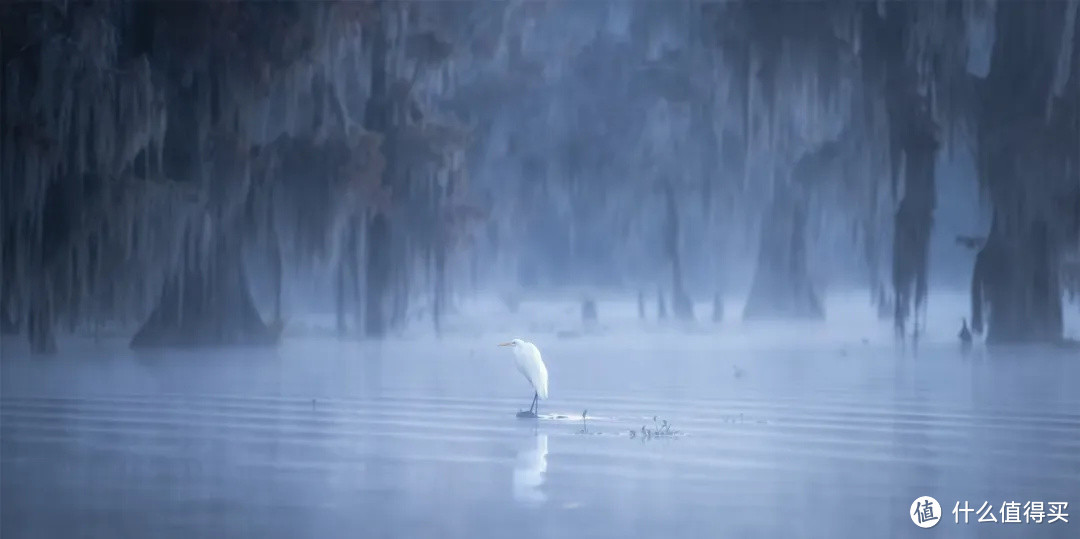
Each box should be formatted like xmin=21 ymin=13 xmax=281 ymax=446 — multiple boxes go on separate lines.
xmin=499 ymin=338 xmax=549 ymax=418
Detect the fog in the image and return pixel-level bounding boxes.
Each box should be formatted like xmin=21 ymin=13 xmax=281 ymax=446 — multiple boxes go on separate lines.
xmin=4 ymin=292 xmax=1079 ymax=538
xmin=2 ymin=1 xmax=1080 ymax=538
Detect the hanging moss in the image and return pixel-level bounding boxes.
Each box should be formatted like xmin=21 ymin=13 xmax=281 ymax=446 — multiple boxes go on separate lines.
xmin=0 ymin=1 xmax=388 ymax=351
xmin=4 ymin=0 xmax=1075 ymax=350
xmin=968 ymin=1 xmax=1078 ymax=343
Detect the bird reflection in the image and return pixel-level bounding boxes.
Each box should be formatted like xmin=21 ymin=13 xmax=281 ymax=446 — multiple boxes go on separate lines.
xmin=513 ymin=433 xmax=548 ymax=505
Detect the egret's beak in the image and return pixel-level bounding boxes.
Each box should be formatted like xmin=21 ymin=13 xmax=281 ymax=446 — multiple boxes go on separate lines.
xmin=498 ymin=342 xmax=512 ymax=347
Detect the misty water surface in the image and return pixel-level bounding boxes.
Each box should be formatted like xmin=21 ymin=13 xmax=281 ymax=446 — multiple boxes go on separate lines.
xmin=2 ymin=293 xmax=1078 ymax=538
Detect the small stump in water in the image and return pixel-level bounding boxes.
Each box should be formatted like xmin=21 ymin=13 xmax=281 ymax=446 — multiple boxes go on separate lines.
xmin=516 ymin=410 xmax=539 ymax=419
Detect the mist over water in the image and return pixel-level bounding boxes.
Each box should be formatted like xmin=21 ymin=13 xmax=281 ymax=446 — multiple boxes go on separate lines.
xmin=4 ymin=292 xmax=1078 ymax=538
xmin=2 ymin=0 xmax=1079 ymax=537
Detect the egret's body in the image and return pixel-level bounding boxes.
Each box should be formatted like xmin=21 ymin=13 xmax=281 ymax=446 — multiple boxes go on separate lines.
xmin=499 ymin=338 xmax=548 ymax=417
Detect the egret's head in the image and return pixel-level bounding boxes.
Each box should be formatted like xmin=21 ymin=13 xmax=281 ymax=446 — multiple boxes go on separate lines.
xmin=498 ymin=338 xmax=525 ymax=348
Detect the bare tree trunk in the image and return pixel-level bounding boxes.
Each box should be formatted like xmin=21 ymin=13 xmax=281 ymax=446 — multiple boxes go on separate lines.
xmin=662 ymin=181 xmax=693 ymax=320
xmin=363 ymin=4 xmax=392 ymax=339
xmin=335 ymin=220 xmax=360 ymax=337
xmin=27 ymin=278 xmax=57 ymax=354
xmin=270 ymin=225 xmax=283 ymax=324
xmin=432 ymin=177 xmax=447 ymax=335
xmin=433 ymin=237 xmax=446 ymax=336
xmin=390 ymin=234 xmax=409 ymax=330
xmin=131 ymin=226 xmax=275 ymax=348
xmin=0 ymin=235 xmax=18 ymax=333
xmin=0 ymin=303 xmax=16 ymax=334
xmin=364 ymin=215 xmax=391 ymax=338
xmin=581 ymin=298 xmax=598 ymax=326
xmin=972 ymin=214 xmax=1064 ymax=343
xmin=335 ymin=241 xmax=347 ymax=337
xmin=353 ymin=215 xmax=365 ymax=335
xmin=743 ymin=190 xmax=823 ymax=319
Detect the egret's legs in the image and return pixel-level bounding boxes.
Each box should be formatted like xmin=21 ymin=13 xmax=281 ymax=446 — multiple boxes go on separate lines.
xmin=517 ymin=392 xmax=540 ymax=418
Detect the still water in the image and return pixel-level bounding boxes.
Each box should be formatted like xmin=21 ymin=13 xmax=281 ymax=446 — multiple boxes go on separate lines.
xmin=2 ymin=296 xmax=1079 ymax=538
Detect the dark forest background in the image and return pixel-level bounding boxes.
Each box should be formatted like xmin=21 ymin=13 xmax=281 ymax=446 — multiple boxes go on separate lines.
xmin=1 ymin=0 xmax=1077 ymax=354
